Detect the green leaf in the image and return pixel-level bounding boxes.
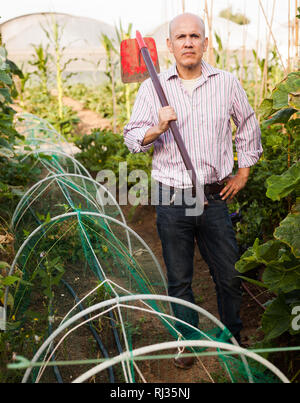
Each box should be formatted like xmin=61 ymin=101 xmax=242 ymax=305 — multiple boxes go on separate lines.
xmin=274 ymin=202 xmax=300 ymax=258
xmin=272 ymin=85 xmax=289 ymax=109
xmin=0 ymin=47 xmax=7 ymax=60
xmin=265 ymin=133 xmax=284 ymax=149
xmin=235 ymin=246 xmax=261 ymax=273
xmin=262 ymin=264 xmax=300 ymax=293
xmin=5 ymin=59 xmax=24 ymax=79
xmin=0 ymin=71 xmax=12 ymax=85
xmin=235 ymin=239 xmax=282 ymax=273
xmin=271 ymin=72 xmax=300 ymax=110
xmin=254 ymin=239 xmax=283 ymax=264
xmin=289 ymin=92 xmax=300 ymax=109
xmin=0 ymin=146 xmax=14 ymax=158
xmin=262 ymin=108 xmax=297 ymax=127
xmin=5 ymin=319 xmax=22 ymax=329
xmin=0 ymin=137 xmax=12 ymax=149
xmin=284 ymin=72 xmax=300 ymax=92
xmin=238 ymin=275 xmax=269 ymax=289
xmin=261 ymin=294 xmax=291 ymax=340
xmin=235 ymin=239 xmax=297 ymax=288
xmin=266 ymin=162 xmax=300 ymax=201
xmin=38 ymin=153 xmax=53 ymax=161
xmin=0 ymin=261 xmax=10 ymax=270
xmin=0 ymin=87 xmax=12 ymax=103
xmin=45 ymin=212 xmax=51 ymax=223
xmin=258 ymin=98 xmax=274 ymax=117
xmin=214 ymin=32 xmax=223 ymax=51
xmin=1 ymin=275 xmax=20 ymax=286
xmin=0 ymin=274 xmax=32 ymax=287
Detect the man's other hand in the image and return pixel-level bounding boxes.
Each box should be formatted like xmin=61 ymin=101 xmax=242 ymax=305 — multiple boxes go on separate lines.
xmin=220 ymin=167 xmax=250 ymax=201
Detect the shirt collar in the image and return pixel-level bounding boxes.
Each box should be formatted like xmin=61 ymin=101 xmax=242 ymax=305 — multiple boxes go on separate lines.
xmin=166 ymin=59 xmax=220 ymax=81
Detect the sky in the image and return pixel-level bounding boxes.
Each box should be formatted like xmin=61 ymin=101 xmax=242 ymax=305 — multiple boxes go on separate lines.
xmin=0 ymin=0 xmax=292 ymax=34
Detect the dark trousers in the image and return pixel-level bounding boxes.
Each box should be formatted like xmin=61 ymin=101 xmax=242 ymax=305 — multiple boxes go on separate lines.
xmin=155 ymin=182 xmax=243 ymax=341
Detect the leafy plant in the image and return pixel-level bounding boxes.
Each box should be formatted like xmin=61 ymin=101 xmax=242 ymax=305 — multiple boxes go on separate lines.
xmin=0 ymin=47 xmax=23 ymax=145
xmin=100 ymin=33 xmax=118 ymax=132
xmin=74 ymin=127 xmax=153 ymax=206
xmin=236 ymin=70 xmax=300 ymax=343
xmin=22 ymin=87 xmax=79 ymax=138
xmin=75 ymin=128 xmax=128 ymax=172
xmin=0 ymin=47 xmax=43 ymax=336
xmin=0 ymin=47 xmax=41 ymax=208
xmin=21 ymin=19 xmax=80 ymax=138
xmin=41 ymin=17 xmax=78 ymax=120
xmin=28 ymin=44 xmax=50 ymax=95
xmin=0 ymin=262 xmax=32 ymax=309
xmin=115 ymin=21 xmax=134 ymax=123
xmin=34 ymin=256 xmax=65 ymax=300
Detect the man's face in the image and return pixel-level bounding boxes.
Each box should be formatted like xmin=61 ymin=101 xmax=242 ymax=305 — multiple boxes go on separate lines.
xmin=167 ymin=16 xmax=208 ymax=71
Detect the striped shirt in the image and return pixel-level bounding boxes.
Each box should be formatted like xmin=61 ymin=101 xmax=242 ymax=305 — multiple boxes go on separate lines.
xmin=124 ymin=60 xmax=263 ymax=188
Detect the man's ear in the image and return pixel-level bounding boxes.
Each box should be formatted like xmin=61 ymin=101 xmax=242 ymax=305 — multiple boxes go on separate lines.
xmin=167 ymin=38 xmax=173 ymax=54
xmin=204 ymin=37 xmax=208 ymax=52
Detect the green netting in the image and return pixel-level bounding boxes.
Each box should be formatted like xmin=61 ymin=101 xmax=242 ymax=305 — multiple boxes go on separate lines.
xmin=4 ymin=113 xmax=289 ymax=383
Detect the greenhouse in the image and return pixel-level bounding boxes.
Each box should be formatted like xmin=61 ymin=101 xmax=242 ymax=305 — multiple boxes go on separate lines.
xmin=1 ymin=12 xmax=118 ymax=83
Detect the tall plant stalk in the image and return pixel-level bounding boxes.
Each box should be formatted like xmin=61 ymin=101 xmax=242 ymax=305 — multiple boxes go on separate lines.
xmin=52 ymin=20 xmax=63 ymax=120
xmin=181 ymin=0 xmax=185 ymax=13
xmin=240 ymin=16 xmax=247 ymax=84
xmin=116 ymin=21 xmax=133 ymax=123
xmin=100 ymin=33 xmax=118 ymax=132
xmin=295 ymin=0 xmax=299 ymax=65
xmin=254 ymin=3 xmax=261 ymax=112
xmin=39 ymin=15 xmax=79 ymax=134
xmin=225 ymin=0 xmax=231 ymax=71
xmin=259 ymin=0 xmax=276 ymax=102
xmin=29 ymin=44 xmax=50 ymax=96
xmin=204 ymin=0 xmax=214 ymax=65
xmin=288 ymin=0 xmax=291 ymax=72
xmin=258 ymin=0 xmax=286 ymax=74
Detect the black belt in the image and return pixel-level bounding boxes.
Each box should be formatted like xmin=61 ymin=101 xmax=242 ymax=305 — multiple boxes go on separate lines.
xmin=204 ymin=182 xmax=225 ymax=195
xmin=159 ymin=182 xmax=225 ymax=197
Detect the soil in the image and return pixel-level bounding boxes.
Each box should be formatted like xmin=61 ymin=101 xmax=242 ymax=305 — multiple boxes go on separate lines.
xmin=51 ymin=90 xmax=112 ymax=134
xmin=9 ymin=95 xmax=288 ymax=384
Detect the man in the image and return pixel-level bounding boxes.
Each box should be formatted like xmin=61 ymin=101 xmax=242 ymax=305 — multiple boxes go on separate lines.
xmin=124 ymin=13 xmax=262 ymax=369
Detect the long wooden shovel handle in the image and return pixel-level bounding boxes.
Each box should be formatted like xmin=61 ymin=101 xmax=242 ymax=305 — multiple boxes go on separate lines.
xmin=136 ymin=31 xmax=205 ymax=200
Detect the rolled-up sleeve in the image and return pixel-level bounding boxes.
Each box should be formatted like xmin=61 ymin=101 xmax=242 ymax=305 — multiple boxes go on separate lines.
xmin=124 ymin=80 xmax=156 ymax=153
xmin=231 ymin=77 xmax=263 ymax=168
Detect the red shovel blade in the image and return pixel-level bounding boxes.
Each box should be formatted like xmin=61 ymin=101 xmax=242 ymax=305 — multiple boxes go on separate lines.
xmin=120 ymin=37 xmax=160 ymax=83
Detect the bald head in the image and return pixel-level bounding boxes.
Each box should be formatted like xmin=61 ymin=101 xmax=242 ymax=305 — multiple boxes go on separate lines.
xmin=166 ymin=12 xmax=208 ymax=78
xmin=169 ymin=13 xmax=206 ymax=40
